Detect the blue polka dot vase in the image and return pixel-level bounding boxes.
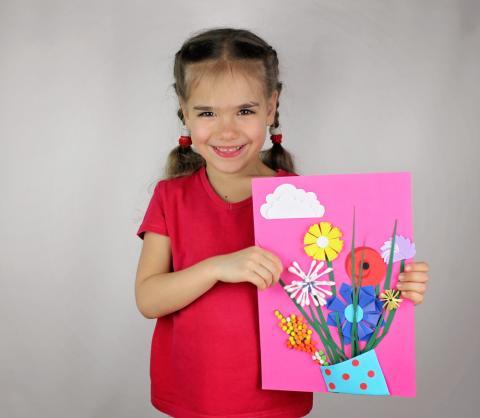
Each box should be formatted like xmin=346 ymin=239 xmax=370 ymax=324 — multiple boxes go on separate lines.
xmin=320 ymin=349 xmax=389 ymax=395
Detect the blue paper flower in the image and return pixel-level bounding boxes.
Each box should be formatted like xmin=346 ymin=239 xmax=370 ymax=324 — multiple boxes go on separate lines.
xmin=326 ymin=283 xmax=383 ymax=344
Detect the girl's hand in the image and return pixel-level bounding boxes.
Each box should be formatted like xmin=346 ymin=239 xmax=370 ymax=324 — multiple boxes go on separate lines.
xmin=396 ymin=261 xmax=429 ymax=305
xmin=211 ymin=246 xmax=283 ymax=291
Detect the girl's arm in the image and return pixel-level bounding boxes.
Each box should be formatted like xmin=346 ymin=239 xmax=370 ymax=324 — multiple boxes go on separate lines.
xmin=135 ymin=231 xmax=218 ymax=319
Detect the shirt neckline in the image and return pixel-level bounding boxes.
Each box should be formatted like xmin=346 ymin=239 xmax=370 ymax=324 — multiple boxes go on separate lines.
xmin=198 ymin=165 xmax=287 ymax=210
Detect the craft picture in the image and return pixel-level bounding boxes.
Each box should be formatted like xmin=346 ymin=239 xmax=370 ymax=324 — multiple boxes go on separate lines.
xmin=252 ymin=173 xmax=416 ymax=397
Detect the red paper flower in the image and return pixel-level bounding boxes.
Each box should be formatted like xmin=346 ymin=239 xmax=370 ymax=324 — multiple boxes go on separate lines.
xmin=345 ymin=247 xmax=386 ymax=286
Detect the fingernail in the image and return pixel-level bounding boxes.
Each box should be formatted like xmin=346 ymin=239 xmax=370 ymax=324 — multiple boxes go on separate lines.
xmin=396 ymin=283 xmax=404 ymax=289
xmin=398 ymin=273 xmax=405 ymax=281
xmin=405 ymin=264 xmax=411 ymax=271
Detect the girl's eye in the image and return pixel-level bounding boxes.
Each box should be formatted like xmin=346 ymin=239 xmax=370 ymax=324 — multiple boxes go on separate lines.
xmin=239 ymin=109 xmax=255 ymax=115
xmin=197 ymin=111 xmax=214 ymax=117
xmin=197 ymin=109 xmax=255 ymax=117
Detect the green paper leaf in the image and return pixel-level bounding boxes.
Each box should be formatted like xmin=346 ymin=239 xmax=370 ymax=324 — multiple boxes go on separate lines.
xmin=327 ymin=260 xmax=345 ymax=355
xmin=279 ymin=278 xmax=343 ymax=364
xmin=383 ymin=220 xmax=398 ymax=290
xmin=364 ymin=258 xmax=406 ymax=352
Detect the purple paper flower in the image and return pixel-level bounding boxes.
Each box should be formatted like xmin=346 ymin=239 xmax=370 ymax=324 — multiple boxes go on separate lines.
xmin=380 ymin=235 xmax=416 ymax=264
xmin=326 ymin=283 xmax=383 ymax=345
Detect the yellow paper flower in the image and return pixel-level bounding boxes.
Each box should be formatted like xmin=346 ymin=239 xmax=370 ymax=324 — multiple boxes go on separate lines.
xmin=379 ymin=289 xmax=403 ymax=311
xmin=303 ymin=222 xmax=344 ymax=261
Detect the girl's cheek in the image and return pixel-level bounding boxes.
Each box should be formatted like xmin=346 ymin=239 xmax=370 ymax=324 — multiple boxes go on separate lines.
xmin=192 ymin=125 xmax=212 ymax=142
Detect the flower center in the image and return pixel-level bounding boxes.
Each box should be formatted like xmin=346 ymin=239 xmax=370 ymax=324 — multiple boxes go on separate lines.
xmin=344 ymin=304 xmax=364 ymax=322
xmin=316 ymin=236 xmax=329 ymax=248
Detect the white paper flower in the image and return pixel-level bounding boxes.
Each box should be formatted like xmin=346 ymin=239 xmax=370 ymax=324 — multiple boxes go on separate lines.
xmin=284 ymin=260 xmax=335 ymax=307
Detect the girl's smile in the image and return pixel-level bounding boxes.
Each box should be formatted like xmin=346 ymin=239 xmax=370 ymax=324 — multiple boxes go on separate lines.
xmin=211 ymin=144 xmax=247 ymax=158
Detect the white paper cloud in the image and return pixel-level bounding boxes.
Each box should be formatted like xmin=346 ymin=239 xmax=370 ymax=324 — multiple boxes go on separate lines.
xmin=260 ymin=183 xmax=325 ymax=219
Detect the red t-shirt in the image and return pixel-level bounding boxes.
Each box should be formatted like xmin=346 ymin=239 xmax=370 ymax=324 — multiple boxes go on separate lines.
xmin=136 ymin=165 xmax=313 ymax=418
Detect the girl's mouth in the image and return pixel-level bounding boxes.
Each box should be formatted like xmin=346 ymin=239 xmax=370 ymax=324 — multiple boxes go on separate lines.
xmin=211 ymin=144 xmax=246 ymax=158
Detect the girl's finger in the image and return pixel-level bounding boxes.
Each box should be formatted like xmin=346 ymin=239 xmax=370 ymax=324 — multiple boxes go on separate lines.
xmin=399 ymin=271 xmax=429 ymax=283
xmin=401 ymin=291 xmax=424 ymax=305
xmin=249 ymin=271 xmax=269 ymax=290
xmin=265 ymin=255 xmax=284 ymax=279
xmin=405 ymin=261 xmax=429 ymax=272
xmin=253 ymin=263 xmax=274 ymax=287
xmin=396 ymin=281 xmax=427 ymax=294
xmin=257 ymin=247 xmax=284 ymax=277
xmin=258 ymin=257 xmax=281 ymax=284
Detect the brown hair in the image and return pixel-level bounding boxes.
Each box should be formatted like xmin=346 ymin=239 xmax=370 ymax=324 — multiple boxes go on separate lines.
xmin=165 ymin=27 xmax=295 ymax=178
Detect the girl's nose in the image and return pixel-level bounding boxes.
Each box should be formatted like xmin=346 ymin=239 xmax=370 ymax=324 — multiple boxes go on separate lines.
xmin=217 ymin=116 xmax=238 ymax=140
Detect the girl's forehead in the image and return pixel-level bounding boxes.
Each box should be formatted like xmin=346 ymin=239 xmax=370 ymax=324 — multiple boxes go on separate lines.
xmin=187 ymin=69 xmax=265 ymax=107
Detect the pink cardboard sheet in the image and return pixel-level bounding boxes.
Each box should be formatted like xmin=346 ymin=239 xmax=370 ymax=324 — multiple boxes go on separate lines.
xmin=252 ymin=172 xmax=415 ymax=397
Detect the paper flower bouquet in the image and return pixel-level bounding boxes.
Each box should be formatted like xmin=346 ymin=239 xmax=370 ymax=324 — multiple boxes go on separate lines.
xmin=252 ymin=173 xmax=416 ymax=397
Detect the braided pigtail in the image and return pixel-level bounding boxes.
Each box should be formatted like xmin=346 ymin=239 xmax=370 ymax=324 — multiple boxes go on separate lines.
xmin=261 ymin=83 xmax=295 ymax=173
xmin=165 ymin=107 xmax=205 ymax=178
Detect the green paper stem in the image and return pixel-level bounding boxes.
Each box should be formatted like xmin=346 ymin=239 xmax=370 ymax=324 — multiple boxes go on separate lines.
xmin=350 ymin=210 xmax=368 ymax=357
xmin=279 ymin=278 xmax=341 ymax=363
xmin=333 ymin=312 xmax=344 ymax=355
xmin=351 ymin=250 xmax=365 ymax=357
xmin=362 ymin=311 xmax=386 ymax=352
xmin=383 ymin=220 xmax=398 ymax=290
xmin=308 ymin=305 xmax=338 ymax=363
xmin=310 ymin=305 xmax=345 ymax=360
xmin=313 ymin=305 xmax=346 ymax=362
xmin=364 ymin=258 xmax=406 ymax=352
xmin=327 ymin=261 xmax=337 ymax=297
xmin=326 ymin=260 xmax=345 ymax=355
xmin=349 ymin=208 xmax=357 ymax=356
xmin=350 ymin=208 xmax=356 ymax=287
xmin=369 ymin=309 xmax=396 ymax=350
xmin=279 ymin=279 xmax=315 ymax=327
xmin=322 ymin=341 xmax=335 ymax=365
xmin=351 ymin=292 xmax=358 ymax=356
xmin=365 ymin=219 xmax=399 ymax=352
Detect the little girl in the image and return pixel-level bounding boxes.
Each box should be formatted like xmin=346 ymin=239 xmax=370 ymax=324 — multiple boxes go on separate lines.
xmin=135 ymin=27 xmax=429 ymax=418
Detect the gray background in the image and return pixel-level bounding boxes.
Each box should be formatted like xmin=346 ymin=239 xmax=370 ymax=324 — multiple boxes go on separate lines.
xmin=1 ymin=0 xmax=478 ymax=417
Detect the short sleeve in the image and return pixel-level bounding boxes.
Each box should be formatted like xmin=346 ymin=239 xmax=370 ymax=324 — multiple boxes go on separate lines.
xmin=136 ymin=180 xmax=169 ymax=240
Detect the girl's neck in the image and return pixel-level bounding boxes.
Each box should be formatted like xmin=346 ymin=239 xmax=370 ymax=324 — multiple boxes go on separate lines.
xmin=205 ymin=161 xmax=276 ymax=203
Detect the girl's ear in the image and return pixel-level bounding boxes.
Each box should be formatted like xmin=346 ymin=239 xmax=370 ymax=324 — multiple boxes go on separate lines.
xmin=266 ymin=90 xmax=279 ymax=125
xmin=179 ymin=98 xmax=190 ymax=127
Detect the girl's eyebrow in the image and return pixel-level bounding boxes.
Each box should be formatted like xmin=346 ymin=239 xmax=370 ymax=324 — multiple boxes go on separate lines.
xmin=193 ymin=102 xmax=260 ymax=111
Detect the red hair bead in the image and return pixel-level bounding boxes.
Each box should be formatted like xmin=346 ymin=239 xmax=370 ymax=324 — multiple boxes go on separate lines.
xmin=269 ymin=124 xmax=283 ymax=145
xmin=179 ymin=135 xmax=192 ymax=148
xmin=270 ymin=134 xmax=282 ymax=144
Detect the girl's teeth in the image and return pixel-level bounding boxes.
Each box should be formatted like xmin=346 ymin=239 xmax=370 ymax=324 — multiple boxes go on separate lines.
xmin=215 ymin=146 xmax=243 ymax=152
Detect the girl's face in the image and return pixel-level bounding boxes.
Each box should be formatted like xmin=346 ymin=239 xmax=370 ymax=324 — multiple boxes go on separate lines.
xmin=180 ymin=70 xmax=278 ymax=176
